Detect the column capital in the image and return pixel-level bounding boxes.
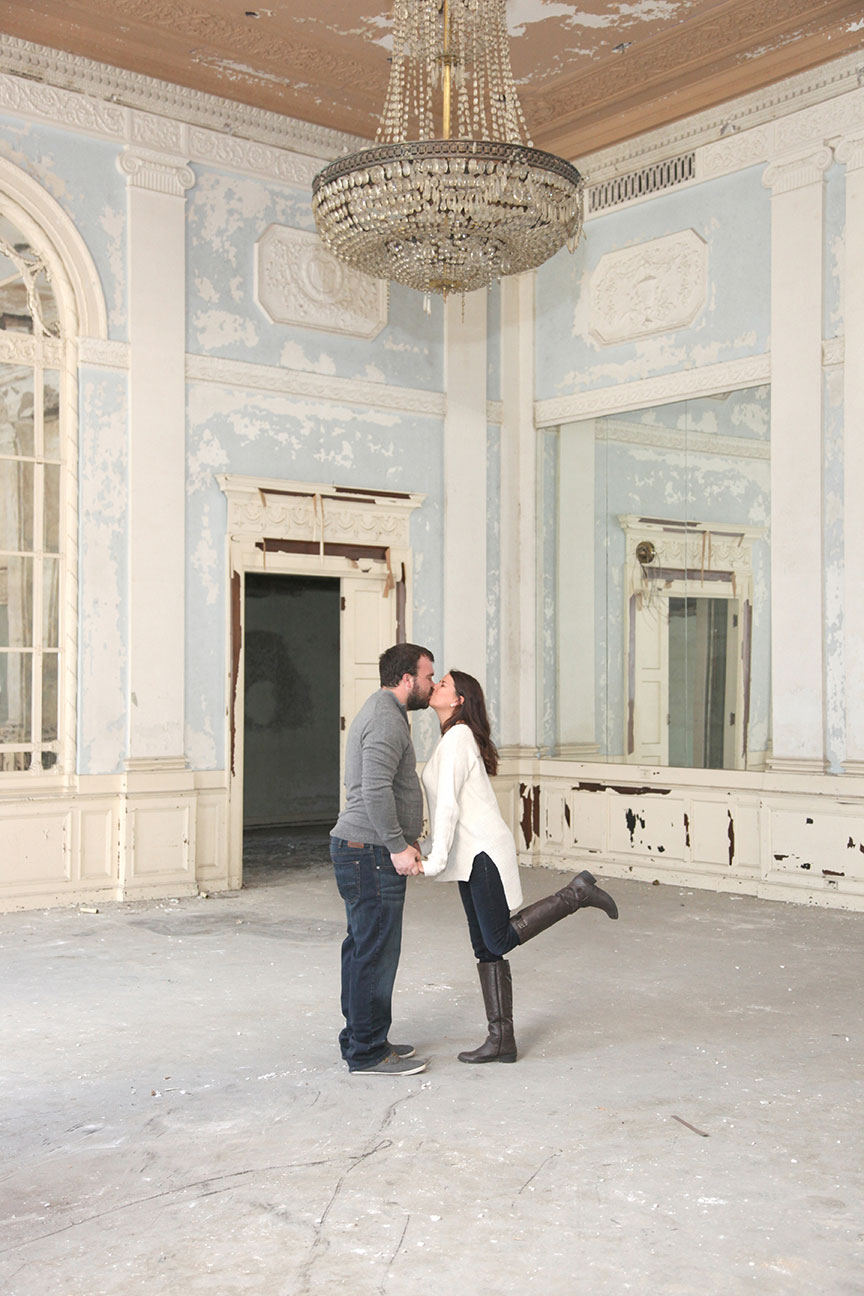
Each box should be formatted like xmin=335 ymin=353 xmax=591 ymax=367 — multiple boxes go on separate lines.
xmin=762 ymin=147 xmax=833 ymax=196
xmin=118 ymin=147 xmax=195 ymax=196
xmin=836 ymin=129 xmax=864 ymax=173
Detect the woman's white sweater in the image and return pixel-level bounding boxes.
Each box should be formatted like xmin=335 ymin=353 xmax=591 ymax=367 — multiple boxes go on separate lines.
xmin=420 ymin=723 xmax=523 ymax=909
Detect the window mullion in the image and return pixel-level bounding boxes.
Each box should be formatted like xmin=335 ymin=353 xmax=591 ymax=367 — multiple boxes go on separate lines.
xmin=31 ymin=357 xmax=44 ymax=766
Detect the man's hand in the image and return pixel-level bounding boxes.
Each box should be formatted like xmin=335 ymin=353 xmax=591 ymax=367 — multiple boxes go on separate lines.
xmin=391 ymin=845 xmax=422 ymax=876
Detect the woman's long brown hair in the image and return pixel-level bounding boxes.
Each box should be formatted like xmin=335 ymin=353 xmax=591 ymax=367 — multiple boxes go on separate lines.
xmin=442 ymin=669 xmax=499 ymax=776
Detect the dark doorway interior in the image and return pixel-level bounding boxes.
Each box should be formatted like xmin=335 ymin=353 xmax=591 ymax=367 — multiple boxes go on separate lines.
xmin=243 ymin=573 xmax=340 ymax=830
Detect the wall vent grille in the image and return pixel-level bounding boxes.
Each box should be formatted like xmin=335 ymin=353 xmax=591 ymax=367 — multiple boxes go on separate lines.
xmin=587 ymin=153 xmax=696 ymax=214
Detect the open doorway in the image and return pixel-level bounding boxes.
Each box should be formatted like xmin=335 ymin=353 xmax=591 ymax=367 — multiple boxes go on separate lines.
xmin=243 ymin=573 xmax=340 ymax=872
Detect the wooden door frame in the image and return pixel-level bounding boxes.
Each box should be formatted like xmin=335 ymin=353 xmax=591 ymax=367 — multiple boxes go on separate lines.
xmin=218 ymin=475 xmax=424 ymax=889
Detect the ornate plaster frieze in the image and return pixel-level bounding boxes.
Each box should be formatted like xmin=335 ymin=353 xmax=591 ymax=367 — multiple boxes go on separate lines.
xmin=186 ymin=353 xmax=446 ymax=419
xmin=256 ymin=225 xmax=388 ymax=341
xmin=601 ymin=418 xmax=769 ymax=461
xmin=0 ymin=332 xmax=63 ymax=366
xmin=578 ymin=49 xmax=864 ymax=184
xmin=117 ymin=147 xmax=195 ymax=196
xmin=217 ymin=475 xmax=424 ymax=550
xmin=187 ymin=128 xmax=320 ymax=188
xmin=129 ymin=110 xmax=185 ymax=155
xmin=822 ymin=336 xmax=844 ymax=369
xmin=535 ymin=354 xmax=771 ymax=428
xmin=697 ymin=126 xmax=773 ymax=182
xmin=78 ymin=337 xmax=131 ymax=370
xmin=618 ymin=514 xmax=764 ymax=578
xmin=762 ymin=146 xmax=833 ymax=195
xmin=0 ymin=69 xmax=126 ymax=138
xmin=836 ymin=128 xmax=864 ymax=173
xmin=774 ymin=87 xmax=864 ymax=157
xmin=0 ymin=37 xmax=367 ymax=162
xmin=590 ymin=230 xmax=707 ymax=344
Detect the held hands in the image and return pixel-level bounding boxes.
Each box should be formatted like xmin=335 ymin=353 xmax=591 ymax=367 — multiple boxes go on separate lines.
xmin=391 ymin=844 xmax=423 ymax=876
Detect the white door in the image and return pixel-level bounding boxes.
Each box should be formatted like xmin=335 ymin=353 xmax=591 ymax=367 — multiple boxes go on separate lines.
xmin=631 ymin=593 xmax=669 ymax=764
xmin=339 ymin=573 xmax=397 ymax=791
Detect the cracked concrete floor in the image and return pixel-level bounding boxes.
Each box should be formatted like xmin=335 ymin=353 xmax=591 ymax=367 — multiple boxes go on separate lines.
xmin=1 ymin=841 xmax=863 ymax=1295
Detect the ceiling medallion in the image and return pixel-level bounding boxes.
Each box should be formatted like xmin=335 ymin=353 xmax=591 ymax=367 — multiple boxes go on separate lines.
xmin=312 ymin=0 xmax=584 ymax=298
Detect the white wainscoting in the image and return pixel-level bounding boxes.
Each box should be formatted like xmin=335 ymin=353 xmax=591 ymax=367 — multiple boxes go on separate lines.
xmin=494 ymin=759 xmax=864 ymax=911
xmin=0 ymin=772 xmax=228 ymax=911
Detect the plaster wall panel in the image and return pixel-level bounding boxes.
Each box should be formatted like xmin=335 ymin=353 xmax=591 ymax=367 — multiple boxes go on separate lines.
xmin=77 ymin=369 xmax=128 ymax=777
xmin=768 ymin=808 xmax=864 ymax=885
xmin=606 ymin=794 xmax=686 ymax=860
xmin=78 ymin=807 xmax=116 ymax=880
xmin=823 ymin=366 xmax=845 ymax=773
xmin=823 ymin=162 xmax=845 ymax=341
xmin=535 ymin=167 xmax=770 ymax=403
xmin=186 ymin=166 xmax=443 ymax=392
xmin=688 ymin=798 xmax=759 ymax=873
xmin=128 ymin=803 xmax=193 ymax=879
xmin=0 ymin=115 xmax=127 ymax=336
xmin=0 ymin=809 xmax=70 ymax=886
xmin=194 ymin=794 xmax=227 ymax=884
xmin=485 ymin=421 xmax=502 ymax=737
xmin=565 ymin=790 xmax=608 ymax=853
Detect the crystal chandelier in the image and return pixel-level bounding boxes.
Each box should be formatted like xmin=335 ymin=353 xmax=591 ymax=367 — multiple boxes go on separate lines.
xmin=312 ymin=0 xmax=584 ymax=297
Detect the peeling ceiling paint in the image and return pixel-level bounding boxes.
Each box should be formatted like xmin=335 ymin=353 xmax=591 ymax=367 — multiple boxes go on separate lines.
xmin=0 ymin=1 xmax=862 ymax=158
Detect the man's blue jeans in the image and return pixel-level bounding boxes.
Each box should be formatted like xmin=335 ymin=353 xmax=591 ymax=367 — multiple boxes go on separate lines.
xmin=330 ymin=837 xmax=406 ymax=1071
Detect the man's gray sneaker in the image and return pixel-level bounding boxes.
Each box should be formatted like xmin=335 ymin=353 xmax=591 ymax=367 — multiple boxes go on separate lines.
xmin=387 ymin=1042 xmax=415 ymax=1058
xmin=349 ymin=1051 xmax=428 ymax=1075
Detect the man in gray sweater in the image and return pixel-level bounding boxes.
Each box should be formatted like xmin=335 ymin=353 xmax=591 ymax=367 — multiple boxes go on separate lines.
xmin=331 ymin=643 xmax=435 ymax=1075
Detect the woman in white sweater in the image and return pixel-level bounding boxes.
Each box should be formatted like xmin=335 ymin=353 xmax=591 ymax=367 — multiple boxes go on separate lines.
xmin=421 ymin=670 xmax=618 ymax=1064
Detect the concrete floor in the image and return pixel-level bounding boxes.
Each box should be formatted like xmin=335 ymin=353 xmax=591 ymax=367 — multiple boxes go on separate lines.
xmin=2 ymin=832 xmax=863 ymax=1296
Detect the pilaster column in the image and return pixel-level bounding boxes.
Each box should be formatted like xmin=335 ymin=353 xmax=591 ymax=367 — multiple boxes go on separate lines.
xmin=443 ymin=291 xmax=487 ymax=681
xmin=118 ymin=148 xmax=194 ymax=767
xmin=836 ymin=129 xmax=864 ymax=771
xmin=762 ymin=147 xmax=832 ymax=772
xmin=499 ymin=272 xmax=536 ymax=754
xmin=557 ymin=420 xmax=596 ymax=756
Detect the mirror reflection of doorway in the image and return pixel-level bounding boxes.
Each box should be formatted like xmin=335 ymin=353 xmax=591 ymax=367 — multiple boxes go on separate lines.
xmin=668 ymin=596 xmax=739 ymax=769
xmin=243 ymin=574 xmax=340 ymax=867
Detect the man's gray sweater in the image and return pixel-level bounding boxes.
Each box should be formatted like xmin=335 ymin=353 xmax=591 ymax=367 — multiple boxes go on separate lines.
xmin=331 ymin=689 xmax=424 ymax=854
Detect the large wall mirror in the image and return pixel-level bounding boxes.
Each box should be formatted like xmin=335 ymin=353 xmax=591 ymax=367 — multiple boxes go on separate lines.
xmin=538 ymin=385 xmax=770 ymax=770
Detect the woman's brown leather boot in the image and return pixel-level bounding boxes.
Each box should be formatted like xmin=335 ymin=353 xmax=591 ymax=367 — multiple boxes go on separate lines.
xmin=458 ymin=959 xmax=517 ymax=1064
xmin=510 ymin=870 xmax=618 ymax=943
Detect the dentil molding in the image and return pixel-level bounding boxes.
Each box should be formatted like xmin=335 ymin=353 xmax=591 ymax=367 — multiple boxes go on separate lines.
xmin=590 ymin=230 xmax=707 ymax=344
xmin=256 ymin=225 xmax=388 ymax=341
xmin=535 ymin=354 xmax=771 ymax=427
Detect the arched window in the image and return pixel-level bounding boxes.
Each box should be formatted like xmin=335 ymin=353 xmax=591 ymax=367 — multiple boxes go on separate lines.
xmin=0 ymin=212 xmax=66 ymax=772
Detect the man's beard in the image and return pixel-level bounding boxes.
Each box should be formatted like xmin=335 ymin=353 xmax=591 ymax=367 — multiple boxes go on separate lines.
xmin=406 ymin=682 xmax=430 ymax=711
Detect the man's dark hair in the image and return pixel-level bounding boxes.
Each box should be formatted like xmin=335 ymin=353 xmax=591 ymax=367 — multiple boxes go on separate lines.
xmin=379 ymin=643 xmax=434 ymax=688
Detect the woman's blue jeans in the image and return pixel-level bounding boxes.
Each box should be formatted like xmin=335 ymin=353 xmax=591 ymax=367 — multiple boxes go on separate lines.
xmin=330 ymin=837 xmax=406 ymax=1071
xmin=458 ymin=851 xmax=520 ymax=961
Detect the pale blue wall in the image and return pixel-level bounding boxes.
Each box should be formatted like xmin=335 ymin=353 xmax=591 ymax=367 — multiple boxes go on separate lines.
xmin=536 ymin=166 xmax=771 ymax=401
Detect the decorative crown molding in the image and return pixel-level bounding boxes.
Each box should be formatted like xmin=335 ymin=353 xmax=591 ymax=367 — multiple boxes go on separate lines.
xmin=577 ymin=50 xmax=864 ymax=185
xmin=762 ymin=147 xmax=833 ymax=195
xmin=535 ymin=354 xmax=771 ymax=428
xmin=0 ymin=36 xmax=367 ymax=162
xmin=118 ymin=147 xmax=195 ymax=196
xmin=186 ymin=353 xmax=446 ymax=419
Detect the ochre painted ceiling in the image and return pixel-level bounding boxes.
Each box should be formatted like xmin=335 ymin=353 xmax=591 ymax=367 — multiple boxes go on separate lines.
xmin=2 ymin=0 xmax=863 ymax=157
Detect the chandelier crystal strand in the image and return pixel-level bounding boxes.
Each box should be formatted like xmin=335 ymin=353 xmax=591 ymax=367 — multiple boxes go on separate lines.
xmin=313 ymin=0 xmax=584 ymax=296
